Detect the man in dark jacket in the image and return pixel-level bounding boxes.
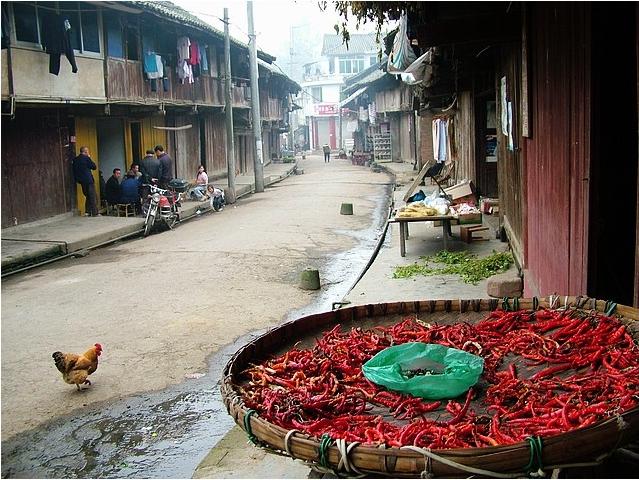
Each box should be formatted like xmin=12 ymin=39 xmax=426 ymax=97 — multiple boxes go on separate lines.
xmin=140 ymin=149 xmax=161 ymax=184
xmin=72 ymin=146 xmax=99 ymax=216
xmin=105 ymin=168 xmax=122 ymax=205
xmin=155 ymin=145 xmax=173 ymax=189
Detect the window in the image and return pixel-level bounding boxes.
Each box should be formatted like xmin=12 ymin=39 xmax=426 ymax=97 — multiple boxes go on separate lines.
xmin=105 ymin=13 xmax=123 ymax=58
xmin=13 ymin=3 xmax=40 ymax=44
xmin=369 ymin=56 xmax=377 ymax=66
xmin=13 ymin=2 xmax=100 ymax=54
xmin=126 ymin=26 xmax=139 ymax=61
xmin=338 ymin=58 xmax=365 ymax=75
xmin=311 ymin=86 xmax=322 ymax=102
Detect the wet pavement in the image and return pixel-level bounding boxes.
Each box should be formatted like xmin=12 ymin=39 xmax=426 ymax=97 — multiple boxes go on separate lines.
xmin=0 ymin=182 xmax=393 ymax=479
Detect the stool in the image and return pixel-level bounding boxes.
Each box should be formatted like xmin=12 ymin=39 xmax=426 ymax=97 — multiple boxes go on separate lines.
xmin=460 ymin=225 xmax=489 ymax=243
xmin=116 ymin=204 xmax=135 ymax=217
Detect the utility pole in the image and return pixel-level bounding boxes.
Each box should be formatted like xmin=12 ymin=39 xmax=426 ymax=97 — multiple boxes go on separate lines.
xmin=247 ymin=0 xmax=264 ymax=193
xmin=223 ymin=8 xmax=237 ymax=203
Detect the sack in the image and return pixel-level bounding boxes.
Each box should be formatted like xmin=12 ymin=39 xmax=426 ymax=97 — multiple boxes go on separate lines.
xmin=407 ymin=190 xmax=426 ymax=203
xmin=362 ymin=342 xmax=484 ymax=400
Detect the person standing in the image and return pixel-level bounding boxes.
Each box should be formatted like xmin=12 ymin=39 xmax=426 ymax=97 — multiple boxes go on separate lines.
xmin=105 ymin=168 xmax=122 ymax=205
xmin=155 ymin=145 xmax=173 ymax=189
xmin=140 ymin=149 xmax=160 ymax=185
xmin=322 ymin=144 xmax=331 ymax=163
xmin=72 ymin=146 xmax=99 ymax=216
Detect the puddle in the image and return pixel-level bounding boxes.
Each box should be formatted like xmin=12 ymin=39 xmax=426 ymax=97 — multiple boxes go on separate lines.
xmin=1 ymin=185 xmax=392 ymax=479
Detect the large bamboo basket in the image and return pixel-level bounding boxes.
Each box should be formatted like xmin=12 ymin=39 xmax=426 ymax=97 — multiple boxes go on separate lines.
xmin=221 ymin=297 xmax=639 ymax=477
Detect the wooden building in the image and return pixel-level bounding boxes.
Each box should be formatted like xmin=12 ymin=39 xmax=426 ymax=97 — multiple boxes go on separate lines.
xmin=1 ymin=0 xmax=298 ymax=226
xmin=348 ymin=2 xmax=639 ymax=306
xmin=341 ymin=61 xmax=418 ymax=164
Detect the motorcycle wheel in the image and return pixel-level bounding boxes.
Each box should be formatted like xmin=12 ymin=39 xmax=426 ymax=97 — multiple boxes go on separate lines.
xmin=144 ymin=205 xmax=156 ymax=237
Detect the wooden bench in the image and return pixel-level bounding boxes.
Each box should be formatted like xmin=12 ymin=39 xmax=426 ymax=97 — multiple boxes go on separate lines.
xmin=460 ymin=225 xmax=489 ymax=243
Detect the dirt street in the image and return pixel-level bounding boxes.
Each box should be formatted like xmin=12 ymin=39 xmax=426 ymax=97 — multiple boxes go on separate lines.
xmin=1 ymin=154 xmax=392 ymax=470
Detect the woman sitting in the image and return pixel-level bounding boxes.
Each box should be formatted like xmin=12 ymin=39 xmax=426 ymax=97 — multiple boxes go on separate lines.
xmin=189 ymin=165 xmax=209 ymax=201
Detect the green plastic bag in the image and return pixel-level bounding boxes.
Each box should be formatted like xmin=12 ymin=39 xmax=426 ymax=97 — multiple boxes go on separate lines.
xmin=362 ymin=342 xmax=484 ymax=400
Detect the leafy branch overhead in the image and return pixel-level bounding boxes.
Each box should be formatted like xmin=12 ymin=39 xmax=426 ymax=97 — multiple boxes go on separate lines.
xmin=320 ymin=1 xmax=422 ymax=48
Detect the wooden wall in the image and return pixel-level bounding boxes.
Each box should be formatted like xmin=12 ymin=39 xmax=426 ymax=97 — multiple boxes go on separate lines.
xmin=455 ymin=90 xmax=476 ymax=183
xmin=202 ymin=113 xmax=227 ymax=177
xmin=1 ymin=109 xmax=74 ymax=226
xmin=168 ymin=115 xmax=200 ymax=181
xmin=495 ymin=41 xmax=525 ymax=271
xmin=522 ymin=4 xmax=590 ymax=297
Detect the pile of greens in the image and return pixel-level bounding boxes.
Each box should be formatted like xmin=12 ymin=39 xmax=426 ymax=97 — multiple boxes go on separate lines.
xmin=393 ymin=250 xmax=514 ymax=284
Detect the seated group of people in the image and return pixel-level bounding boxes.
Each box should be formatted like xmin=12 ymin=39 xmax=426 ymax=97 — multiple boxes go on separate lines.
xmin=104 ymin=165 xmax=144 ymax=212
xmin=104 ymin=155 xmax=217 ymax=214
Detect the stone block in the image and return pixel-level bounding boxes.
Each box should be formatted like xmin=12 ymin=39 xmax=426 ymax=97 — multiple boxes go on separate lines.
xmin=487 ymin=272 xmax=523 ymax=298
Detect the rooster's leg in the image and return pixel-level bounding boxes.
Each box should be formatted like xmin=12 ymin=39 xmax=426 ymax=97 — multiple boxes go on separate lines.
xmin=76 ymin=384 xmax=81 ymax=391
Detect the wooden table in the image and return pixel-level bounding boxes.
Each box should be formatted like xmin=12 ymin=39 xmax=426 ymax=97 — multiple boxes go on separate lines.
xmin=389 ymin=215 xmax=454 ymax=256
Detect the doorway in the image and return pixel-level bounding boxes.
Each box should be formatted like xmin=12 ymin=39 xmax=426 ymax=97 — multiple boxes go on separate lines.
xmin=130 ymin=121 xmax=141 ymax=168
xmin=97 ymin=118 xmax=126 ymax=181
xmin=475 ymin=96 xmax=498 ymax=198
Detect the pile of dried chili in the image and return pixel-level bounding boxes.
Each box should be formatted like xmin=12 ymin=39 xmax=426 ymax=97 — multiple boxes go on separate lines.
xmin=239 ymin=308 xmax=639 ymax=449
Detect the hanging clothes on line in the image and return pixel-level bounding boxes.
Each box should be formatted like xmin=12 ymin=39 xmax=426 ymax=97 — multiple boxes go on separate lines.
xmin=41 ymin=12 xmax=78 ymax=75
xmin=432 ymin=117 xmax=449 ymax=163
xmin=177 ymin=36 xmax=194 ymax=84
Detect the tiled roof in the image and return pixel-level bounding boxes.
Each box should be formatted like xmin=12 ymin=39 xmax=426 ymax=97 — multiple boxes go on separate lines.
xmin=342 ymin=60 xmax=388 ymax=96
xmin=258 ymin=59 xmax=301 ymax=92
xmin=129 ymin=1 xmax=275 ymax=62
xmin=321 ymin=33 xmax=378 ymax=56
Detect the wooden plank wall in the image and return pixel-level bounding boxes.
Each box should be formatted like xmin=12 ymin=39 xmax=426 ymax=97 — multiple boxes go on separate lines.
xmin=522 ymin=4 xmax=590 ymax=297
xmin=168 ymin=115 xmax=200 ymax=181
xmin=455 ymin=90 xmax=476 ymax=183
xmin=496 ymin=42 xmax=525 ymax=272
xmin=203 ymin=113 xmax=227 ymax=177
xmin=1 ymin=109 xmax=74 ymax=226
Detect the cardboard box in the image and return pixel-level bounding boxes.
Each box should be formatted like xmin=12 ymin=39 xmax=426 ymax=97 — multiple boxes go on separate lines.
xmin=457 ymin=212 xmax=483 ymax=225
xmin=444 ymin=181 xmax=476 ymax=205
xmin=480 ymin=198 xmax=499 ymax=213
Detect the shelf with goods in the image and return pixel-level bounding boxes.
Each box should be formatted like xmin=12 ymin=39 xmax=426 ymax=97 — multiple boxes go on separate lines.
xmin=373 ymin=133 xmax=392 ymax=162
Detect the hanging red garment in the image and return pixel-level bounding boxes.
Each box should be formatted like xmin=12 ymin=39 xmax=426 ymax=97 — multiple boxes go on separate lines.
xmin=189 ymin=40 xmax=200 ymax=66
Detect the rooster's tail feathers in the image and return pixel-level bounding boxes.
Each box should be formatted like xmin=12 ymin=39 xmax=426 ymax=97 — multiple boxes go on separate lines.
xmin=52 ymin=351 xmax=66 ymax=373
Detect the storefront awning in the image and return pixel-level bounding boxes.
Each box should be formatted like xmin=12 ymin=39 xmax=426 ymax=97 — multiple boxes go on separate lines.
xmin=338 ymin=87 xmax=368 ymax=108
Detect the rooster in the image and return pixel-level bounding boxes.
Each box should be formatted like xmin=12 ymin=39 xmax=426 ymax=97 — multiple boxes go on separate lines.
xmin=52 ymin=343 xmax=103 ymax=390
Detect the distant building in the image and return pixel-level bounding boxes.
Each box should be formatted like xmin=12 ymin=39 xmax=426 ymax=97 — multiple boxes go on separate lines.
xmin=298 ymin=33 xmax=378 ymax=150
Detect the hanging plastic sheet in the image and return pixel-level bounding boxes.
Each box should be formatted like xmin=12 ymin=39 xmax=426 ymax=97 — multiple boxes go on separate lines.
xmin=387 ymin=13 xmax=417 ymax=73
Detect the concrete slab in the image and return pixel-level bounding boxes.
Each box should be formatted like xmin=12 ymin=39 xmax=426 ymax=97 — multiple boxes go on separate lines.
xmin=193 ymin=426 xmax=312 ymax=479
xmin=1 ymin=239 xmax=65 ymax=268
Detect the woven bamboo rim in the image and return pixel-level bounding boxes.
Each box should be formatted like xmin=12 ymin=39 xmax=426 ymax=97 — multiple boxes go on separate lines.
xmin=221 ymin=296 xmax=639 ymax=477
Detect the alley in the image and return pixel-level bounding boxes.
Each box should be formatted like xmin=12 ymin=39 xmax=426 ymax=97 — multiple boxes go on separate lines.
xmin=0 ymin=154 xmax=393 ymax=478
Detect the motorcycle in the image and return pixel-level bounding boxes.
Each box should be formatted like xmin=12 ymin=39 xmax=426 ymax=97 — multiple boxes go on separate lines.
xmin=142 ymin=183 xmax=182 ymax=237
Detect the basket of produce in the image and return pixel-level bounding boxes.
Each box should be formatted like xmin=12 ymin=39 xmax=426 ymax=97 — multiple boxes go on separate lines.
xmin=221 ymin=296 xmax=639 ymax=477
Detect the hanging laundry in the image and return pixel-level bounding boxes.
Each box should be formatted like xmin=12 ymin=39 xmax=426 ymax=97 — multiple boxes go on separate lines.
xmin=199 ymin=46 xmax=209 ymax=72
xmin=438 ymin=119 xmax=448 ymax=163
xmin=432 ymin=119 xmax=440 ymax=162
xmin=189 ymin=40 xmax=200 ymax=66
xmin=144 ymin=52 xmax=161 ymax=79
xmin=41 ymin=12 xmax=78 ymax=75
xmin=177 ymin=36 xmax=191 ymax=63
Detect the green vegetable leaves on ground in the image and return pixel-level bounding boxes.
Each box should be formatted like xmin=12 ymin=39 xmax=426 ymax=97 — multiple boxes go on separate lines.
xmin=393 ymin=250 xmax=514 ymax=284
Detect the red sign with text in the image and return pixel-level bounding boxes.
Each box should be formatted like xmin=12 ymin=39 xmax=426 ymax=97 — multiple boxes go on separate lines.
xmin=314 ymin=103 xmax=338 ymax=116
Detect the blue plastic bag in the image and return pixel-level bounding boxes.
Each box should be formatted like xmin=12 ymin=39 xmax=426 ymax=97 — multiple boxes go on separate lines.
xmin=362 ymin=342 xmax=484 ymax=400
